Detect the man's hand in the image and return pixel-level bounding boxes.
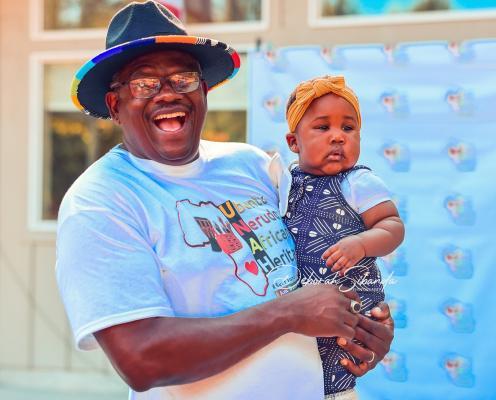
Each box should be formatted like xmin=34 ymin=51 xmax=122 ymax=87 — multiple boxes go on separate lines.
xmin=322 ymin=236 xmax=366 ymax=275
xmin=337 ymin=302 xmax=394 ymax=376
xmin=282 ymin=284 xmax=361 ymax=340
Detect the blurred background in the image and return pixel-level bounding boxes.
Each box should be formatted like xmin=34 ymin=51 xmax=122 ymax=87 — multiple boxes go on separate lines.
xmin=1 ymin=0 xmax=495 ymax=399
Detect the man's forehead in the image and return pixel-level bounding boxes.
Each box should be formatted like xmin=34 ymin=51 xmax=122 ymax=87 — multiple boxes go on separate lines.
xmin=118 ymin=50 xmax=200 ymax=77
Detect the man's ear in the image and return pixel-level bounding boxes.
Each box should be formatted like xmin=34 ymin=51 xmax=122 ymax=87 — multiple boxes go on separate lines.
xmin=105 ymin=91 xmax=120 ymax=125
xmin=286 ymin=132 xmax=299 ymax=154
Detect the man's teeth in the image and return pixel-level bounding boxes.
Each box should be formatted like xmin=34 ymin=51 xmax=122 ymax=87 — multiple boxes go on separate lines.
xmin=154 ymin=111 xmax=186 ymax=132
xmin=154 ymin=111 xmax=186 ymax=121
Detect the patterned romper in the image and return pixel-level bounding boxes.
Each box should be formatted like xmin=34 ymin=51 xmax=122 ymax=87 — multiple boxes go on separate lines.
xmin=283 ymin=165 xmax=385 ymax=396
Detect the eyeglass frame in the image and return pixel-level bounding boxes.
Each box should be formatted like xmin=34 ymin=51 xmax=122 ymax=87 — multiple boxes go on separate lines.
xmin=109 ymin=71 xmax=203 ymax=99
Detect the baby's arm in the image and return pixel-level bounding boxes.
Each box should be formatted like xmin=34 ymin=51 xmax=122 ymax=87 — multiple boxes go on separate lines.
xmin=322 ymin=200 xmax=405 ymax=274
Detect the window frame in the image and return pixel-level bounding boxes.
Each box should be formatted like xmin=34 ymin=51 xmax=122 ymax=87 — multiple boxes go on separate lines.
xmin=308 ymin=0 xmax=496 ymax=28
xmin=28 ymin=51 xmax=96 ymax=232
xmin=31 ymin=0 xmax=270 ymax=41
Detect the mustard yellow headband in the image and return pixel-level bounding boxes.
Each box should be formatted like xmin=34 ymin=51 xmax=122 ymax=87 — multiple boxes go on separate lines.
xmin=286 ymin=75 xmax=361 ymax=132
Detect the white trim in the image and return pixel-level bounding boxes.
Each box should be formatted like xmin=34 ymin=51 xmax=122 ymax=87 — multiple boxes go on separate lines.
xmin=31 ymin=0 xmax=269 ymax=41
xmin=189 ymin=20 xmax=267 ymax=34
xmin=229 ymin=42 xmax=256 ymax=53
xmin=28 ymin=51 xmax=96 ymax=232
xmin=308 ymin=0 xmax=496 ymax=28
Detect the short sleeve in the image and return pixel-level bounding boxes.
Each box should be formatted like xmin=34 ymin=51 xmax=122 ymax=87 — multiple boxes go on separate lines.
xmin=268 ymin=153 xmax=292 ymax=215
xmin=56 ymin=208 xmax=174 ymax=351
xmin=340 ymin=169 xmax=392 ymax=214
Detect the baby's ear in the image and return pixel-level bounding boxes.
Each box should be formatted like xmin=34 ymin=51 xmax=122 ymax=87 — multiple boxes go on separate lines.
xmin=286 ymin=132 xmax=299 ymax=153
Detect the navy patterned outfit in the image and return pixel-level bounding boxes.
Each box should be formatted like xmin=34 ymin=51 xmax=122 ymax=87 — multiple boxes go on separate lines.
xmin=283 ymin=165 xmax=385 ymax=396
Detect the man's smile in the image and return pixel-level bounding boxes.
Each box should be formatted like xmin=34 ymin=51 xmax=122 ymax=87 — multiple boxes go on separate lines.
xmin=153 ymin=111 xmax=187 ymax=132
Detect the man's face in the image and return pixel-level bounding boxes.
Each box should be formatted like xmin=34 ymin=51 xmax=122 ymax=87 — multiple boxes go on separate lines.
xmin=286 ymin=93 xmax=360 ymax=176
xmin=106 ymin=50 xmax=207 ymax=165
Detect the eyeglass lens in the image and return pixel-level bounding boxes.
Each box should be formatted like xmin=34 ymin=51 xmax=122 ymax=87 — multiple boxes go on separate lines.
xmin=129 ymin=72 xmax=200 ymax=98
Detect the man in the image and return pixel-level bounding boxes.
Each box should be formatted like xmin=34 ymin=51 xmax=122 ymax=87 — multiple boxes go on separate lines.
xmin=57 ymin=2 xmax=394 ymax=399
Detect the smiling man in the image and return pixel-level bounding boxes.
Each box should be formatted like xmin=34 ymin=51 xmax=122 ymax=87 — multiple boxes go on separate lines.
xmin=57 ymin=2 xmax=394 ymax=399
xmin=106 ymin=51 xmax=205 ymax=165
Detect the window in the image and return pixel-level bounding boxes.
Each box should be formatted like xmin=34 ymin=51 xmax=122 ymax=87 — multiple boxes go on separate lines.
xmin=203 ymin=111 xmax=246 ymax=143
xmin=43 ymin=113 xmax=121 ymax=220
xmin=320 ymin=0 xmax=496 ymax=16
xmin=184 ymin=0 xmax=261 ymax=24
xmin=41 ymin=63 xmax=122 ymax=220
xmin=309 ymin=0 xmax=496 ymax=26
xmin=44 ymin=0 xmax=125 ymax=30
xmin=203 ymin=55 xmax=247 ymax=142
xmin=43 ymin=0 xmax=263 ymax=30
xmin=33 ymin=54 xmax=247 ymax=225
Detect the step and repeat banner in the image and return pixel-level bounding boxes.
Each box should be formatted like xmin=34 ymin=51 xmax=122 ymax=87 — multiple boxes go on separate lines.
xmin=248 ymin=40 xmax=496 ymax=399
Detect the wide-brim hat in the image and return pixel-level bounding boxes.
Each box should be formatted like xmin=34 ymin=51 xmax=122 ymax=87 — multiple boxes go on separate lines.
xmin=71 ymin=0 xmax=240 ymax=119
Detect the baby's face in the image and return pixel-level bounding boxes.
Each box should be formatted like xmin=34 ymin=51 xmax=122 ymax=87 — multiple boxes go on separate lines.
xmin=288 ymin=93 xmax=360 ymax=176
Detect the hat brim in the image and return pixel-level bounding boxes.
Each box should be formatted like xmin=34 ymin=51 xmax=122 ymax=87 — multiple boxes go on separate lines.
xmin=71 ymin=36 xmax=240 ymax=119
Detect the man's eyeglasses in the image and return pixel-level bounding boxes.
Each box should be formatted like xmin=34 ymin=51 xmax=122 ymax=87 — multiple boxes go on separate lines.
xmin=110 ymin=71 xmax=201 ymax=99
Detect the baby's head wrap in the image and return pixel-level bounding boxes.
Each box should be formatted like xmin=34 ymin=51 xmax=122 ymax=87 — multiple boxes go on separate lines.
xmin=286 ymin=75 xmax=361 ymax=133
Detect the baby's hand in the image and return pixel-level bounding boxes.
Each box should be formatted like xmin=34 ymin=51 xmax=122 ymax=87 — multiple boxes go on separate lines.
xmin=322 ymin=236 xmax=366 ymax=275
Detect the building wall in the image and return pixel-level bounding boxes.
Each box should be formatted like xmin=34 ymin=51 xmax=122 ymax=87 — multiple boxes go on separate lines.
xmin=0 ymin=0 xmax=123 ymax=392
xmin=0 ymin=0 xmax=495 ymax=392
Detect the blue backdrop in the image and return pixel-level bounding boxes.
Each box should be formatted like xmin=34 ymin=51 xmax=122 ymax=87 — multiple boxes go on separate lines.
xmin=247 ymin=39 xmax=496 ymax=399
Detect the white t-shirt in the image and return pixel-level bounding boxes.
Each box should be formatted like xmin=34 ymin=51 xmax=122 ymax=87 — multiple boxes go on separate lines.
xmin=56 ymin=141 xmax=324 ymax=400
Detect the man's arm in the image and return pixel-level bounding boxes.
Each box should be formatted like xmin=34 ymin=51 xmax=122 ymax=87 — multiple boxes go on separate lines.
xmin=95 ymin=284 xmax=360 ymax=392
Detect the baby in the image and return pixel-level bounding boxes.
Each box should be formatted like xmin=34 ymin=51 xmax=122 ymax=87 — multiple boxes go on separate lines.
xmin=281 ymin=75 xmax=405 ymax=399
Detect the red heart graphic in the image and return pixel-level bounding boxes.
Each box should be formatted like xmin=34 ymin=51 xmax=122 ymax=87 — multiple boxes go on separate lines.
xmin=245 ymin=260 xmax=259 ymax=275
xmin=449 ymin=147 xmax=461 ymax=156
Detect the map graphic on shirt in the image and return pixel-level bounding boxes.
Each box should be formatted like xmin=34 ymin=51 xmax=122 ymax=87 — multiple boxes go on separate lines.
xmin=177 ymin=198 xmax=298 ymax=296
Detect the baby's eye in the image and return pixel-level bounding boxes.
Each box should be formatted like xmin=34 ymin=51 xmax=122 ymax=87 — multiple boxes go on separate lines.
xmin=315 ymin=125 xmax=329 ymax=131
xmin=342 ymin=125 xmax=355 ymax=132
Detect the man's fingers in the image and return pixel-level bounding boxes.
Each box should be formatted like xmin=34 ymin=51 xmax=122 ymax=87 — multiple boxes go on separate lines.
xmin=357 ymin=314 xmax=394 ymax=341
xmin=371 ymin=302 xmax=395 ymax=329
xmin=326 ymin=324 xmax=355 ymax=341
xmin=337 ymin=337 xmax=375 ymax=364
xmin=354 ymin=315 xmax=393 ymax=362
xmin=339 ymin=287 xmax=361 ymax=302
xmin=371 ymin=303 xmax=389 ymax=318
xmin=353 ymin=326 xmax=382 ymax=354
xmin=343 ymin=313 xmax=360 ymax=329
xmin=340 ymin=357 xmax=369 ymax=377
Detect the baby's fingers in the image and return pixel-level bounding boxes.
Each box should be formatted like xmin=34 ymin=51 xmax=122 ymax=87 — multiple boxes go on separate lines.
xmin=325 ymin=252 xmax=342 ymax=268
xmin=331 ymin=256 xmax=348 ymax=271
xmin=322 ymin=244 xmax=338 ymax=259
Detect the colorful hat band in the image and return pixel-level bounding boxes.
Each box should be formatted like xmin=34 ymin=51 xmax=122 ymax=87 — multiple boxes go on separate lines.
xmin=71 ymin=35 xmax=240 ymax=118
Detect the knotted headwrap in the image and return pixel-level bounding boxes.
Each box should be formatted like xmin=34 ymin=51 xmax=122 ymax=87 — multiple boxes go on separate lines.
xmin=286 ymin=75 xmax=361 ymax=132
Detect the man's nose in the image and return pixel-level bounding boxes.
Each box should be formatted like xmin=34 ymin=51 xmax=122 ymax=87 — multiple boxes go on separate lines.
xmin=153 ymin=80 xmax=182 ymax=102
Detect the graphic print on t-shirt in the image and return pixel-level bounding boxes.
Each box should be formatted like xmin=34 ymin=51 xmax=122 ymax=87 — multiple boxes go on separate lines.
xmin=176 ymin=198 xmax=298 ymax=296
